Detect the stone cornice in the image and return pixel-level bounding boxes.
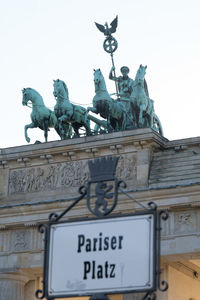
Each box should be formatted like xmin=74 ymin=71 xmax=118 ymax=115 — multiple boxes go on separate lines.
xmin=2 ymin=129 xmax=200 ymax=161
xmin=0 ymin=129 xmax=166 ymax=167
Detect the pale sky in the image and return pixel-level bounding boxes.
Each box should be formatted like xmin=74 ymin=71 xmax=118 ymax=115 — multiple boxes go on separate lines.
xmin=1 ymin=0 xmax=200 ymax=148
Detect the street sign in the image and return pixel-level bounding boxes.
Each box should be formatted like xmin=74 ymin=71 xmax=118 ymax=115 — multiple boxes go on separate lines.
xmin=36 ymin=156 xmax=168 ymax=300
xmin=48 ymin=213 xmax=156 ymax=298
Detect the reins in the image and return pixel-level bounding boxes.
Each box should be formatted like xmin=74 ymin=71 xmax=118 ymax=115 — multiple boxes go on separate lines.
xmin=25 ymin=101 xmax=45 ymax=109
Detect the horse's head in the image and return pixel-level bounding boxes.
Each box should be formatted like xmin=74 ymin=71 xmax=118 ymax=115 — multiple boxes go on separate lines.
xmin=53 ymin=79 xmax=69 ymax=100
xmin=22 ymin=88 xmax=32 ymax=106
xmin=22 ymin=87 xmax=43 ymax=107
xmin=135 ymin=65 xmax=147 ymax=82
xmin=93 ymin=69 xmax=107 ymax=93
xmin=93 ymin=69 xmax=103 ymax=86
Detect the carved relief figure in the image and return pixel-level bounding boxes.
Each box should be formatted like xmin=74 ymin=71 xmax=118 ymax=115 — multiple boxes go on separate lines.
xmin=116 ymin=155 xmax=136 ymax=180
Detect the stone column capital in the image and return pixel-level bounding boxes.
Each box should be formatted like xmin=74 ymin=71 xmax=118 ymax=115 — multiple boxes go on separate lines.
xmin=0 ymin=272 xmax=31 ymax=300
xmin=0 ymin=272 xmax=30 ymax=284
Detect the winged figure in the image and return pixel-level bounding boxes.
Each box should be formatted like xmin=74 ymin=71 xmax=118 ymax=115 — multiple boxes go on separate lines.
xmin=95 ymin=16 xmax=118 ymax=36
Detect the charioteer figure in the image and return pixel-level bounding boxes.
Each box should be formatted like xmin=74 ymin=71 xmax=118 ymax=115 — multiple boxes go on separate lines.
xmin=109 ymin=66 xmax=136 ymax=128
xmin=109 ymin=66 xmax=134 ymax=100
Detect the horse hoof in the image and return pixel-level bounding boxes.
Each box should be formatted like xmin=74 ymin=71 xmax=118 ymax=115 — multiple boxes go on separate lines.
xmin=138 ymin=121 xmax=143 ymax=128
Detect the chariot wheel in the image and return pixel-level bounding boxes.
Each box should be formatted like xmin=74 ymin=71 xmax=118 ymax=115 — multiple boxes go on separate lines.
xmin=152 ymin=114 xmax=163 ymax=136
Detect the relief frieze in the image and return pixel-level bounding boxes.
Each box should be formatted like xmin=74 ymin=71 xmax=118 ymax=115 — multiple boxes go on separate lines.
xmin=8 ymin=161 xmax=89 ymax=195
xmin=8 ymin=155 xmax=136 ymax=195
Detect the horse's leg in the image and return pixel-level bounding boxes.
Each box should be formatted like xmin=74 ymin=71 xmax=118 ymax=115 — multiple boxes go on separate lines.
xmin=60 ymin=122 xmax=70 ymax=140
xmin=139 ymin=104 xmax=146 ymax=127
xmin=85 ymin=107 xmax=94 ymax=123
xmin=121 ymin=112 xmax=127 ymax=131
xmin=55 ymin=124 xmax=61 ymax=139
xmin=67 ymin=125 xmax=73 ymax=138
xmin=106 ymin=114 xmax=113 ymax=132
xmin=118 ymin=104 xmax=129 ymax=130
xmin=64 ymin=123 xmax=71 ymax=139
xmin=131 ymin=102 xmax=139 ymax=128
xmin=150 ymin=113 xmax=153 ymax=128
xmin=24 ymin=122 xmax=36 ymax=143
xmin=149 ymin=108 xmax=154 ymax=128
xmin=55 ymin=123 xmax=70 ymax=140
xmin=94 ymin=124 xmax=100 ymax=134
xmin=58 ymin=115 xmax=69 ymax=140
xmin=147 ymin=98 xmax=154 ymax=128
xmin=84 ymin=119 xmax=92 ymax=136
xmin=44 ymin=129 xmax=48 ymax=142
xmin=43 ymin=119 xmax=49 ymax=142
xmin=58 ymin=120 xmax=65 ymax=140
xmin=73 ymin=124 xmax=80 ymax=138
xmin=86 ymin=106 xmax=98 ymax=115
xmin=70 ymin=122 xmax=80 ymax=138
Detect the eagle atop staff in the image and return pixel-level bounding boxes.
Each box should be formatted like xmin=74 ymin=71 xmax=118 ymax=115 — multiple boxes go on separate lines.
xmin=95 ymin=16 xmax=118 ymax=37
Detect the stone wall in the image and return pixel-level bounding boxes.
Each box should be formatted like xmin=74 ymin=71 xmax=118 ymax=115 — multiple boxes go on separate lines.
xmin=1 ymin=128 xmax=200 ymax=299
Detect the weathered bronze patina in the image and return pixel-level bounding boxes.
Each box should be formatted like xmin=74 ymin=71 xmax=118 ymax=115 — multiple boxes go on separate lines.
xmin=22 ymin=17 xmax=163 ymax=142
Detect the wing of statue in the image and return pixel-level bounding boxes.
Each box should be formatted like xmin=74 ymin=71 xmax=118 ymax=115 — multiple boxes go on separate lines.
xmin=95 ymin=22 xmax=106 ymax=34
xmin=110 ymin=15 xmax=118 ymax=33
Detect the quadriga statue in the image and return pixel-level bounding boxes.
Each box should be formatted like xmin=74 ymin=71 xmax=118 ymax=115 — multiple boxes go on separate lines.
xmin=22 ymin=66 xmax=163 ymax=144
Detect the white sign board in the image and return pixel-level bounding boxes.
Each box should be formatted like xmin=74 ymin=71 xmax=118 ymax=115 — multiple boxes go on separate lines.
xmin=48 ymin=214 xmax=155 ymax=297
